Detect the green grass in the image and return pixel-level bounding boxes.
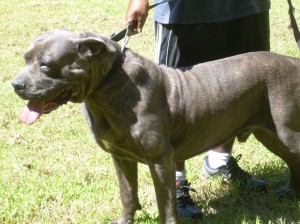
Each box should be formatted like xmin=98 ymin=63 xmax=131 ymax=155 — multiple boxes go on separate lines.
xmin=1 ymin=0 xmax=300 ymax=223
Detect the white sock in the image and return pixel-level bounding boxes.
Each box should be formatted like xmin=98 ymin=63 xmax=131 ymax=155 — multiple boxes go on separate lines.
xmin=175 ymin=170 xmax=186 ymax=180
xmin=207 ymin=150 xmax=231 ymax=169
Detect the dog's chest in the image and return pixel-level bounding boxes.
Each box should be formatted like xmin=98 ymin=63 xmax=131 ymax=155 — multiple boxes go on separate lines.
xmin=83 ymin=103 xmax=147 ymax=162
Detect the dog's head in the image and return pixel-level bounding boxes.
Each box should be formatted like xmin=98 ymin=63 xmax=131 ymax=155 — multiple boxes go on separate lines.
xmin=12 ymin=29 xmax=119 ymax=124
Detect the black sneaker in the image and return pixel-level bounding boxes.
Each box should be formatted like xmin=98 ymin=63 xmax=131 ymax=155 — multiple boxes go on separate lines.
xmin=176 ymin=178 xmax=202 ymax=221
xmin=202 ymin=154 xmax=268 ymax=192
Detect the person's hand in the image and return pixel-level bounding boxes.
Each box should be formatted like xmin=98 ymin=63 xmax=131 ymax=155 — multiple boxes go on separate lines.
xmin=126 ymin=0 xmax=149 ymax=33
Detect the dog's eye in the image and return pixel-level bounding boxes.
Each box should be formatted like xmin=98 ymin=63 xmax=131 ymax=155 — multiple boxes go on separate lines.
xmin=40 ymin=62 xmax=49 ymax=67
xmin=40 ymin=62 xmax=51 ymax=70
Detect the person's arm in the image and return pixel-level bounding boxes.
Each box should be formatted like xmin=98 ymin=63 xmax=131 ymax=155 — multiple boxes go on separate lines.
xmin=126 ymin=0 xmax=149 ymax=33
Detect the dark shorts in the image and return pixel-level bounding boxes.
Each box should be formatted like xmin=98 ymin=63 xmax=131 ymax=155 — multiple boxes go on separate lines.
xmin=155 ymin=11 xmax=270 ymax=68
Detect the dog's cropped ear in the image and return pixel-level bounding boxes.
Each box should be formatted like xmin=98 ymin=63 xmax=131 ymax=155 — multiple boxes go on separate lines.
xmin=77 ymin=37 xmax=116 ymax=59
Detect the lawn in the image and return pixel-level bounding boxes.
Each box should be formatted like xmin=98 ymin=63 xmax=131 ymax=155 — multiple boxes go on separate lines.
xmin=1 ymin=0 xmax=300 ymax=223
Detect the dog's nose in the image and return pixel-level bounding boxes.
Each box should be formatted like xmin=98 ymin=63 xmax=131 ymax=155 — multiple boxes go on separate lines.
xmin=12 ymin=77 xmax=26 ymax=91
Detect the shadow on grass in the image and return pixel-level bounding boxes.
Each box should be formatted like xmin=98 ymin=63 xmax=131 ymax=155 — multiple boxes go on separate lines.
xmin=197 ymin=164 xmax=300 ymax=224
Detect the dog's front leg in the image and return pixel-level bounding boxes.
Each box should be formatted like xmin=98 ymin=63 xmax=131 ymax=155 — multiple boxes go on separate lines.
xmin=110 ymin=156 xmax=141 ymax=224
xmin=148 ymin=152 xmax=178 ymax=224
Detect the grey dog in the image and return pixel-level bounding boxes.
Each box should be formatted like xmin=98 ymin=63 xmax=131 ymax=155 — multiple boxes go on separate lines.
xmin=12 ymin=29 xmax=300 ymax=223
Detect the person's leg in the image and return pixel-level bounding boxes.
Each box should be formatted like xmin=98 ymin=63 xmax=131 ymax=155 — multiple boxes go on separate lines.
xmin=202 ymin=11 xmax=270 ymax=191
xmin=175 ymin=161 xmax=186 ymax=179
xmin=155 ymin=19 xmax=245 ymax=219
xmin=206 ymin=140 xmax=235 ymax=169
xmin=155 ymin=20 xmax=230 ymax=177
xmin=154 ymin=19 xmax=250 ymax=219
xmin=155 ymin=22 xmax=202 ymax=221
xmin=228 ymin=11 xmax=270 ymax=54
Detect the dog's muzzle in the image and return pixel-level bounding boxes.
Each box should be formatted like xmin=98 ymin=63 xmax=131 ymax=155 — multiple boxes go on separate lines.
xmin=12 ymin=77 xmax=73 ymax=125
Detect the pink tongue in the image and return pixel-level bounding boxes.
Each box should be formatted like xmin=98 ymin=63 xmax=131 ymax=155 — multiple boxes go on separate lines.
xmin=21 ymin=101 xmax=44 ymax=125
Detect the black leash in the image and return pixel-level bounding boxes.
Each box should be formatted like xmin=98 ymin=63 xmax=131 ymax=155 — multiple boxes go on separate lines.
xmin=287 ymin=0 xmax=300 ymax=50
xmin=111 ymin=0 xmax=173 ymax=42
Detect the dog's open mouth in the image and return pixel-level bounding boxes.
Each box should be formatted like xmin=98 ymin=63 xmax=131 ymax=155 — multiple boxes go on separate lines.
xmin=21 ymin=89 xmax=72 ymax=125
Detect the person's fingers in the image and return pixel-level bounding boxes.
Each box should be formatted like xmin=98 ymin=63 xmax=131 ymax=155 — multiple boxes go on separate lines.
xmin=126 ymin=0 xmax=149 ymax=33
xmin=134 ymin=9 xmax=148 ymax=33
xmin=127 ymin=21 xmax=139 ymax=35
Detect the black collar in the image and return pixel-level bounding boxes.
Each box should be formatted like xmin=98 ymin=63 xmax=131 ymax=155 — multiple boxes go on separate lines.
xmin=97 ymin=50 xmax=125 ymax=89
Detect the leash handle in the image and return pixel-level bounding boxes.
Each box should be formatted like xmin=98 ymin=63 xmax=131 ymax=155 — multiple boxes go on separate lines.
xmin=111 ymin=21 xmax=137 ymax=42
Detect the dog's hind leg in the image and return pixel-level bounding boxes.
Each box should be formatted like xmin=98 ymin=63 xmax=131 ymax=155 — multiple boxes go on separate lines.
xmin=254 ymin=128 xmax=300 ymax=197
xmin=110 ymin=156 xmax=141 ymax=224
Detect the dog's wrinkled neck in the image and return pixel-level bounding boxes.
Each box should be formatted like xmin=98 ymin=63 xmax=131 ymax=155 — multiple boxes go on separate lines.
xmin=97 ymin=49 xmax=125 ymax=89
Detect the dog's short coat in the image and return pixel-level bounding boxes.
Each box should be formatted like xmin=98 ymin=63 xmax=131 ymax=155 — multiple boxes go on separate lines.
xmin=12 ymin=29 xmax=300 ymax=223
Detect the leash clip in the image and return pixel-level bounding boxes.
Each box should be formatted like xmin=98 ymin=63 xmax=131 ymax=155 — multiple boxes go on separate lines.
xmin=121 ymin=23 xmax=134 ymax=54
